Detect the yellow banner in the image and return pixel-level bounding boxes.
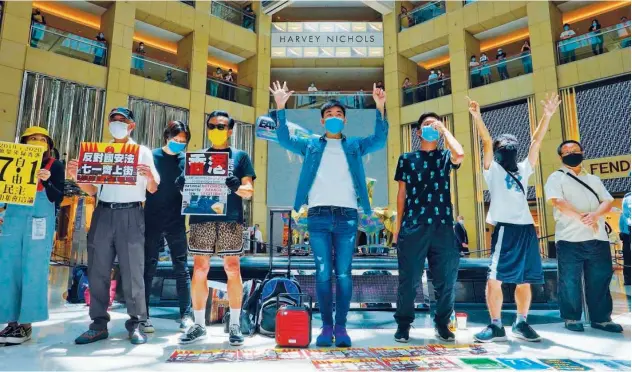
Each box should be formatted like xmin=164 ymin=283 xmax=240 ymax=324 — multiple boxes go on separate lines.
xmin=0 ymin=142 xmax=45 ymax=206
xmin=584 ymin=155 xmax=631 ymax=180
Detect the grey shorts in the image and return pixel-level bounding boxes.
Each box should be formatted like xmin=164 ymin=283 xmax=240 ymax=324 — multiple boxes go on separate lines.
xmin=189 ymin=221 xmax=244 ymax=257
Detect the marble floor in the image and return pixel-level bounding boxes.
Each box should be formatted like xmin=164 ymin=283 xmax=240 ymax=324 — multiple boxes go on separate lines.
xmin=1 ymin=266 xmax=630 ymax=371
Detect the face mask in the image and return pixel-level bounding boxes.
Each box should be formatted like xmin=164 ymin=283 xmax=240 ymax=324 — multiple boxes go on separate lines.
xmin=324 ymin=117 xmax=344 ymax=134
xmin=494 ymin=146 xmax=519 ymax=172
xmin=564 ymin=26 xmax=569 ymax=31
xmin=421 ymin=125 xmax=440 ymax=142
xmin=109 ymin=121 xmax=129 ymax=140
xmin=167 ymin=140 xmax=186 ymax=154
xmin=27 ymin=139 xmax=48 ymax=149
xmin=208 ymin=129 xmax=229 ymax=146
xmin=562 ymin=153 xmax=583 ymax=167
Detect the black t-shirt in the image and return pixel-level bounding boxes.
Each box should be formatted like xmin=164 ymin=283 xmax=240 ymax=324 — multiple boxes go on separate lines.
xmin=145 ymin=148 xmax=185 ymax=222
xmin=42 ymin=158 xmax=65 ymax=207
xmin=189 ymin=147 xmax=256 ymax=225
xmin=394 ymin=149 xmax=459 ymax=228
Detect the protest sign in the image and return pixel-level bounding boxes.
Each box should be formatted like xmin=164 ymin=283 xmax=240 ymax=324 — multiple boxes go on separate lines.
xmin=381 ymin=356 xmax=461 ymax=371
xmin=312 ymin=358 xmax=389 ymax=371
xmin=77 ymin=142 xmax=139 ymax=185
xmin=181 ymin=151 xmax=229 ymax=216
xmin=0 ymin=142 xmax=44 ymax=205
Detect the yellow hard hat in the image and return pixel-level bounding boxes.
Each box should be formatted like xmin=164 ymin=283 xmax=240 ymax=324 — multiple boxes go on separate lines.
xmin=20 ymin=126 xmax=54 ymax=148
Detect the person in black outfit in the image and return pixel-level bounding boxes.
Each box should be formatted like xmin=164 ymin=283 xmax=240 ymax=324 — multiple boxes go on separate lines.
xmin=589 ymin=19 xmax=604 ymax=55
xmin=141 ymin=120 xmax=193 ymax=333
xmin=454 ymin=215 xmax=469 ymax=256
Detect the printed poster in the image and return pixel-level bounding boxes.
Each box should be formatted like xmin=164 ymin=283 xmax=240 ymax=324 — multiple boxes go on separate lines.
xmin=369 ymin=347 xmax=434 ymax=358
xmin=166 ymin=349 xmax=240 ymax=363
xmin=539 ymin=359 xmax=591 ymax=371
xmin=240 ymin=349 xmax=283 ymax=362
xmin=381 ymin=356 xmax=461 ymax=371
xmin=425 ymin=344 xmax=489 ymax=356
xmin=578 ymin=359 xmax=628 ymax=371
xmin=272 ymin=348 xmax=307 ymax=360
xmin=497 ymin=358 xmax=551 ymax=370
xmin=181 ymin=152 xmax=229 ymax=216
xmin=312 ymin=358 xmax=389 ymax=371
xmin=0 ymin=142 xmax=44 ymax=206
xmin=613 ymin=360 xmax=631 ymax=368
xmin=305 ymin=348 xmax=375 ymax=360
xmin=460 ymin=358 xmax=509 ymax=370
xmin=77 ymin=142 xmax=139 ymax=185
xmin=256 ymin=111 xmax=319 ymax=143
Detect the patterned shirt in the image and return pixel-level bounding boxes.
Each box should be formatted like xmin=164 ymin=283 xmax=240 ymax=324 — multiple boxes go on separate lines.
xmin=394 ymin=149 xmax=459 ymax=228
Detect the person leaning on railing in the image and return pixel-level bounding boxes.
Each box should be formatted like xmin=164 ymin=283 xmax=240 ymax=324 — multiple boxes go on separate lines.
xmin=617 ymin=17 xmax=631 ymax=48
xmin=588 ymin=19 xmax=604 ymax=56
xmin=520 ymin=40 xmax=532 ymax=74
xmin=30 ymin=8 xmax=46 ymax=48
xmin=559 ymin=24 xmax=577 ymax=64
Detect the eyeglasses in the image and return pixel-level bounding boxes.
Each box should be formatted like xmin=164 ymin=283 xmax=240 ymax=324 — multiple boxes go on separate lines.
xmin=207 ymin=124 xmax=228 ymax=131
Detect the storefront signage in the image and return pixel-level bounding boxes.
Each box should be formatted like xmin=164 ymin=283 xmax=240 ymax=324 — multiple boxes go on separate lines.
xmin=584 ymin=155 xmax=630 ymax=180
xmin=0 ymin=142 xmax=44 ymax=205
xmin=272 ymin=33 xmax=382 ymax=47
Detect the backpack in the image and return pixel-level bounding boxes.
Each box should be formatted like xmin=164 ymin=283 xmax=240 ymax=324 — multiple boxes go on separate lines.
xmin=257 ymin=276 xmax=301 ymax=337
xmin=67 ymin=265 xmax=89 ymax=304
xmin=223 ymin=279 xmax=262 ymax=336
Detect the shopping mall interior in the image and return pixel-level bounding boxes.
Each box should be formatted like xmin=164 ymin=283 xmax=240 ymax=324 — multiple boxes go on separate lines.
xmin=0 ymin=0 xmax=630 ymax=370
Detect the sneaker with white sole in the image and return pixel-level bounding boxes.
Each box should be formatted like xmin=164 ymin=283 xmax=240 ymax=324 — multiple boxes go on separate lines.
xmin=0 ymin=324 xmax=17 ymax=344
xmin=228 ymin=324 xmax=244 ymax=346
xmin=512 ymin=321 xmax=541 ymax=342
xmin=474 ymin=324 xmax=507 ymax=343
xmin=4 ymin=325 xmax=32 ymax=345
xmin=179 ymin=324 xmax=206 ymax=344
xmin=140 ymin=320 xmax=155 ymax=334
xmin=179 ymin=316 xmax=194 ymax=333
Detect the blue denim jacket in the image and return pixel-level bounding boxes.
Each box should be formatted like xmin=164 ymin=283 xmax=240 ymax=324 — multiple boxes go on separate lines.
xmin=275 ymin=109 xmax=388 ymax=214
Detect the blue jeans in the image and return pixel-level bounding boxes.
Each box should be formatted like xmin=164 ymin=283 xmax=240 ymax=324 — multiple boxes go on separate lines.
xmin=307 ymin=206 xmax=358 ymax=327
xmin=556 ymin=240 xmax=614 ymax=323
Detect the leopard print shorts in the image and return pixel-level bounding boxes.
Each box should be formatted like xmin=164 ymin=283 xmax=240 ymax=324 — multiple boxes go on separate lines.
xmin=189 ymin=222 xmax=245 ymax=257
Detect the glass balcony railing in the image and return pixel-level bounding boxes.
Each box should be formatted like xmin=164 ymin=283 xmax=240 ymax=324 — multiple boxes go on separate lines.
xmin=557 ymin=22 xmax=631 ymax=65
xmin=30 ymin=24 xmax=108 ymax=66
xmin=206 ymin=77 xmax=253 ymax=106
xmin=400 ymin=1 xmax=445 ymax=31
xmin=130 ymin=54 xmax=189 ymax=89
xmin=463 ymin=0 xmax=477 ymax=5
xmin=269 ymin=91 xmax=376 ymax=110
xmin=402 ymin=77 xmax=451 ymax=106
xmin=210 ymin=1 xmax=255 ymax=32
xmin=469 ymin=52 xmax=533 ymax=88
xmin=180 ymin=1 xmax=195 ymax=7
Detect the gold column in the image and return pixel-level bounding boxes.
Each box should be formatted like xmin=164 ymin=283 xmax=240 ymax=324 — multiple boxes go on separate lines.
xmin=527 ymin=1 xmax=565 ymax=251
xmin=0 ymin=1 xmax=33 ymax=141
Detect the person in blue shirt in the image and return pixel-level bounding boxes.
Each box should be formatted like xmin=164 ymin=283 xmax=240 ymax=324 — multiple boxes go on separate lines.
xmin=141 ymin=121 xmax=192 ymax=334
xmin=392 ymin=112 xmax=464 ymax=343
xmin=269 ymin=80 xmax=387 ymax=348
xmin=621 ymin=192 xmax=631 ymax=285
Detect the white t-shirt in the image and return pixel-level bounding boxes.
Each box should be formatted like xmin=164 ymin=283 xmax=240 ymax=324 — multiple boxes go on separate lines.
xmin=97 ymin=139 xmax=160 ymax=203
xmin=308 ymin=139 xmax=357 ymax=209
xmin=483 ymin=159 xmax=534 ymax=225
xmin=254 ymin=230 xmax=263 ymax=242
xmin=545 ymin=167 xmax=613 ymax=242
xmin=560 ymin=29 xmax=576 ymax=39
xmin=308 ymin=86 xmax=318 ymax=92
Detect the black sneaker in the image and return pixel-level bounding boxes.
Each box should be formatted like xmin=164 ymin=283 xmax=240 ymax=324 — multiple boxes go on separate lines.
xmin=228 ymin=324 xmax=244 ymax=346
xmin=591 ymin=321 xmax=623 ymax=333
xmin=435 ymin=325 xmax=455 ymax=341
xmin=394 ymin=325 xmax=410 ymax=343
xmin=0 ymin=324 xmax=17 ymax=343
xmin=512 ymin=321 xmax=541 ymax=342
xmin=4 ymin=325 xmax=32 ymax=345
xmin=178 ymin=324 xmax=206 ymax=344
xmin=474 ymin=324 xmax=507 ymax=343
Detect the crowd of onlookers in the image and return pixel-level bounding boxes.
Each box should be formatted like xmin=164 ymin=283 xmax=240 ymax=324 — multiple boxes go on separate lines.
xmin=399 ymin=3 xmax=445 ymax=31
xmin=401 ymin=70 xmax=450 ymax=104
xmin=469 ymin=41 xmax=532 ymax=88
xmin=207 ymin=67 xmax=243 ymax=102
xmin=559 ymin=17 xmax=631 ymax=63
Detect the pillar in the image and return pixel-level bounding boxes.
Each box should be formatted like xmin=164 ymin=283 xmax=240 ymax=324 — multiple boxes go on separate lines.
xmin=527 ymin=1 xmax=565 ymax=246
xmin=0 ymin=1 xmax=32 ymax=141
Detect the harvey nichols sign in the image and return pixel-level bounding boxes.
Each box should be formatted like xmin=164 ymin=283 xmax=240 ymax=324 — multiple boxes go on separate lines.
xmin=272 ymin=33 xmax=383 ymax=48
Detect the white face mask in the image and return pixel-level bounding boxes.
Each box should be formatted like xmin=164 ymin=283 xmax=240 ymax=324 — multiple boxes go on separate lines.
xmin=109 ymin=121 xmax=129 ymax=140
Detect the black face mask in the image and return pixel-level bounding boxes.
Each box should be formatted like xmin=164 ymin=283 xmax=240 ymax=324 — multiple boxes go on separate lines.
xmin=562 ymin=153 xmax=583 ymax=167
xmin=494 ymin=146 xmax=519 ymax=172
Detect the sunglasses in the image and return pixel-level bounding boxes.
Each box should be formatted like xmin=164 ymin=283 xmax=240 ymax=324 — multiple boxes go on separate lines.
xmin=207 ymin=124 xmax=228 ymax=131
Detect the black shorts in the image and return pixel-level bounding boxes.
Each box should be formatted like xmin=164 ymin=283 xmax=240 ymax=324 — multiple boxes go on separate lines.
xmin=488 ymin=223 xmax=544 ymax=284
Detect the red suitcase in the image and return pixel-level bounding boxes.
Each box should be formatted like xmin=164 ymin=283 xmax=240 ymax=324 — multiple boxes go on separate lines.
xmin=275 ymin=293 xmax=312 ymax=348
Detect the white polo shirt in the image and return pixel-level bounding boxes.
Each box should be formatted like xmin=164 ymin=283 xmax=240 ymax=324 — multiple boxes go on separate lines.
xmin=96 ymin=139 xmax=160 ymax=203
xmin=544 ymin=167 xmax=613 ymax=243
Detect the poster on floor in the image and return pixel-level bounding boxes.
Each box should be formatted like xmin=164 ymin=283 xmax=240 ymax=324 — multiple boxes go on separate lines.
xmin=539 ymin=359 xmax=592 ymax=371
xmin=0 ymin=142 xmax=44 ymax=205
xmin=381 ymin=356 xmax=462 ymax=371
xmin=496 ymin=358 xmax=551 ymax=370
xmin=305 ymin=348 xmax=376 ymax=360
xmin=369 ymin=347 xmax=435 ymax=358
xmin=426 ymin=344 xmax=489 ymax=356
xmin=166 ymin=349 xmax=240 ymax=363
xmin=578 ymin=359 xmax=629 ymax=371
xmin=76 ymin=142 xmax=139 ymax=185
xmin=459 ymin=358 xmax=508 ymax=370
xmin=312 ymin=358 xmax=389 ymax=371
xmin=181 ymin=152 xmax=229 ymax=216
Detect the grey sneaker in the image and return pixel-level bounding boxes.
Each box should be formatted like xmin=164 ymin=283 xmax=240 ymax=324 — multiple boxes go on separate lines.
xmin=129 ymin=328 xmax=147 ymax=345
xmin=140 ymin=320 xmax=155 ymax=334
xmin=4 ymin=325 xmax=32 ymax=345
xmin=228 ymin=324 xmax=244 ymax=346
xmin=180 ymin=316 xmax=194 ymax=333
xmin=179 ymin=324 xmax=206 ymax=344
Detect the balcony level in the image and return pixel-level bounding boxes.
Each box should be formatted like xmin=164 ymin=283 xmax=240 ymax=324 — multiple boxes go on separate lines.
xmin=30 ymin=23 xmax=108 ymax=67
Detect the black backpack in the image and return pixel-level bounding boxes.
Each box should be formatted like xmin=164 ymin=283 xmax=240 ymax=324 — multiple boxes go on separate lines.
xmin=223 ymin=278 xmax=262 ymax=336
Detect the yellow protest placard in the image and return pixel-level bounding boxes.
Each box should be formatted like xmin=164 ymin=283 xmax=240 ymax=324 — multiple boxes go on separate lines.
xmin=0 ymin=142 xmax=45 ymax=206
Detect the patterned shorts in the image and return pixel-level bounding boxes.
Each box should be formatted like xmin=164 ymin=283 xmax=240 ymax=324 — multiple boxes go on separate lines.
xmin=189 ymin=222 xmax=245 ymax=257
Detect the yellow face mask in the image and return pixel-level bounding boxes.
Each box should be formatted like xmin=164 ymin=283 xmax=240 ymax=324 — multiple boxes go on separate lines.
xmin=208 ymin=129 xmax=229 ymax=146
xmin=27 ymin=139 xmax=48 ymax=150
